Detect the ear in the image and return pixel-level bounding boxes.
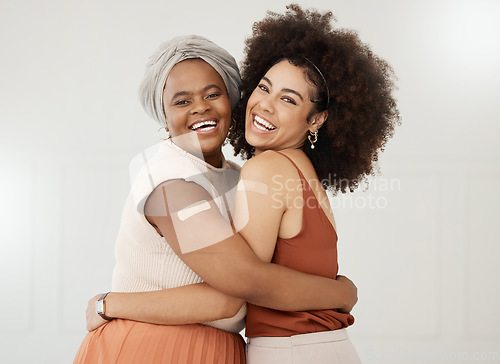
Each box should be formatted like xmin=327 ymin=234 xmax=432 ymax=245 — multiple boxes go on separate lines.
xmin=163 ymin=118 xmax=171 ymax=132
xmin=308 ymin=110 xmax=328 ymax=133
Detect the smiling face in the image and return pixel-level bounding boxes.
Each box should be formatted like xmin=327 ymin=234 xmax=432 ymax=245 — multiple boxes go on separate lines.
xmin=245 ymin=60 xmax=326 ymax=155
xmin=162 ymin=59 xmax=231 ymax=167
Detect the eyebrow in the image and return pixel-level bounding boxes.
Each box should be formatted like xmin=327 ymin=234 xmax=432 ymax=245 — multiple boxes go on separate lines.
xmin=262 ymin=76 xmax=304 ymax=102
xmin=170 ymin=84 xmax=223 ymax=102
xmin=203 ymin=84 xmax=223 ymax=92
xmin=171 ymin=91 xmax=189 ymax=102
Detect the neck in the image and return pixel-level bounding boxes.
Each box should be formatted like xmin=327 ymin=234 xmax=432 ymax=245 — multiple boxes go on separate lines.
xmin=254 ymin=141 xmax=306 ymax=157
xmin=203 ymin=151 xmax=224 ymax=168
xmin=169 ymin=137 xmax=224 ymax=168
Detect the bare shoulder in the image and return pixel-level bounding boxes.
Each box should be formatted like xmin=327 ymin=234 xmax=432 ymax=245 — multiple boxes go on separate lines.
xmin=145 ymin=179 xmax=212 ymax=216
xmin=241 ymin=151 xmax=298 ymax=182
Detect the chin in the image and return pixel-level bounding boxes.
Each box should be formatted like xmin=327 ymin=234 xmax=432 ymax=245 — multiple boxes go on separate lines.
xmin=199 ymin=140 xmax=224 ymax=154
xmin=245 ymin=135 xmax=266 ymax=150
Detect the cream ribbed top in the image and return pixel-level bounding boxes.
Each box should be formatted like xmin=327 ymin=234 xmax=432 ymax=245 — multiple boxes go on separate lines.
xmin=111 ymin=140 xmax=245 ymax=333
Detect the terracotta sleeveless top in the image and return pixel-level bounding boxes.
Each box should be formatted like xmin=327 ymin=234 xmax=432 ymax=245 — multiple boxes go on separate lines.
xmin=245 ymin=152 xmax=354 ymax=337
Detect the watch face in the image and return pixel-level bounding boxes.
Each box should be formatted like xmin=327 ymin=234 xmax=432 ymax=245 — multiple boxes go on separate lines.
xmin=95 ymin=300 xmax=104 ymax=314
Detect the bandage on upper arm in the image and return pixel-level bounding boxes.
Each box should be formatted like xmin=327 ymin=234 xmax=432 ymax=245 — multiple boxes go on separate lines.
xmin=177 ymin=200 xmax=211 ymax=221
xmin=149 ymin=180 xmax=236 ymax=254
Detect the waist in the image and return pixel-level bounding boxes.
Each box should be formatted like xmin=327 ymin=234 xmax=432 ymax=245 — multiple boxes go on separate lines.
xmin=245 ymin=304 xmax=354 ymax=337
xmin=247 ymin=328 xmax=349 ymax=347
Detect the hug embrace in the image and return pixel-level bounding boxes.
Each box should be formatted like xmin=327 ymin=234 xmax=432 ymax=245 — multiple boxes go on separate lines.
xmin=74 ymin=4 xmax=399 ymax=364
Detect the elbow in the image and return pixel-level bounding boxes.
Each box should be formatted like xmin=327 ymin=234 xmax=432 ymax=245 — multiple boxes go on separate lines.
xmin=211 ymin=264 xmax=267 ymax=303
xmin=234 ymin=261 xmax=280 ymax=306
xmin=340 ymin=284 xmax=358 ymax=313
xmin=221 ymin=298 xmax=246 ymax=319
xmin=205 ymin=256 xmax=271 ymax=305
xmin=217 ymin=275 xmax=266 ymax=305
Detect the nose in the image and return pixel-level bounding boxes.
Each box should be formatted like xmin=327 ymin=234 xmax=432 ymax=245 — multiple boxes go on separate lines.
xmin=191 ymin=97 xmax=210 ymax=114
xmin=257 ymin=94 xmax=274 ymax=114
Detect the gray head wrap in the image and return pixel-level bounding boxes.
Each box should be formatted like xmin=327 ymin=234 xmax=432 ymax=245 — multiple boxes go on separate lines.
xmin=139 ymin=35 xmax=242 ymax=127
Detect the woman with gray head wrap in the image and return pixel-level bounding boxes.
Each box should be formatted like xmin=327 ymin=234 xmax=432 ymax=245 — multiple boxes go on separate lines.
xmin=75 ymin=34 xmax=248 ymax=364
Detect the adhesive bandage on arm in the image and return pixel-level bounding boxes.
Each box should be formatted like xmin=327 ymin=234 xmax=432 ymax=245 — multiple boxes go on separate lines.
xmin=177 ymin=200 xmax=211 ymax=221
xmin=166 ymin=194 xmax=236 ymax=255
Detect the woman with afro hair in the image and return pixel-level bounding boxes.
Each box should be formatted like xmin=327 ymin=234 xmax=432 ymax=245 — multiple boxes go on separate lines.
xmin=227 ymin=4 xmax=399 ymax=363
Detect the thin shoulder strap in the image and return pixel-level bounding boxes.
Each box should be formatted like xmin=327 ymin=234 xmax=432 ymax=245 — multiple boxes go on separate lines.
xmin=273 ymin=151 xmax=305 ymax=179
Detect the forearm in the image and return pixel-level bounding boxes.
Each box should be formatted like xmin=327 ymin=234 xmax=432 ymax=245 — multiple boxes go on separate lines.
xmin=105 ymin=283 xmax=244 ymax=325
xmin=181 ymin=239 xmax=354 ymax=312
xmin=148 ymin=180 xmax=355 ymax=314
xmin=243 ymin=262 xmax=353 ymax=311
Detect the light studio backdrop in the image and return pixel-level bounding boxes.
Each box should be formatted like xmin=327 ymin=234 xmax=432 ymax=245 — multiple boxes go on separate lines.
xmin=0 ymin=0 xmax=499 ymax=363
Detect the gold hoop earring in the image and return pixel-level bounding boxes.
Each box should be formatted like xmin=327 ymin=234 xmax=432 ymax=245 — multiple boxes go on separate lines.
xmin=158 ymin=126 xmax=170 ymax=140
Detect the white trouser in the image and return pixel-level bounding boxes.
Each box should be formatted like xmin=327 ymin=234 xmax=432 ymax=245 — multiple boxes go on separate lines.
xmin=246 ymin=329 xmax=361 ymax=364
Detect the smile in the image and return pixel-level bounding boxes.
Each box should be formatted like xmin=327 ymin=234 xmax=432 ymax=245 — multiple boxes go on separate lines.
xmin=253 ymin=115 xmax=277 ymax=131
xmin=189 ymin=119 xmax=218 ymax=132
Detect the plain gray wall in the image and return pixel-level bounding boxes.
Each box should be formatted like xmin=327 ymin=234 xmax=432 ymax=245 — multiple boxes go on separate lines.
xmin=1 ymin=0 xmax=499 ymax=362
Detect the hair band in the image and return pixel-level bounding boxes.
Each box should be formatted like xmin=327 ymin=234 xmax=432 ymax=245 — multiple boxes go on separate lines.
xmin=302 ymin=56 xmax=330 ymax=109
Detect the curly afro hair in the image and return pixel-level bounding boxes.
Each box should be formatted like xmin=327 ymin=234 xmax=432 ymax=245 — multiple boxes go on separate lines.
xmin=228 ymin=4 xmax=400 ymax=193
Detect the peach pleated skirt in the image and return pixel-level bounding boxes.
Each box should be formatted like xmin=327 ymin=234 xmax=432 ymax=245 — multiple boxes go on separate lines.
xmin=74 ymin=319 xmax=246 ymax=364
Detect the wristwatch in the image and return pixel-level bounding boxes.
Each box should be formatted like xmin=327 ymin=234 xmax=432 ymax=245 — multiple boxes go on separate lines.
xmin=95 ymin=292 xmax=114 ymax=321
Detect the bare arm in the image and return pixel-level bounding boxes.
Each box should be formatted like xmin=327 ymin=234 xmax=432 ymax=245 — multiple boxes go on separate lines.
xmin=146 ymin=177 xmax=356 ymax=311
xmin=86 ymin=284 xmax=244 ymax=331
xmin=87 ymin=167 xmax=356 ymax=330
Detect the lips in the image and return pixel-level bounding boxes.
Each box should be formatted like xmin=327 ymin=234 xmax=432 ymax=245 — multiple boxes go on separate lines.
xmin=189 ymin=119 xmax=218 ymax=132
xmin=252 ymin=115 xmax=277 ymax=132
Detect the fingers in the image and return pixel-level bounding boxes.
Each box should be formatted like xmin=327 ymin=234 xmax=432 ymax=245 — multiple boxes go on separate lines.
xmin=86 ymin=315 xmax=107 ymax=331
xmin=85 ymin=293 xmax=106 ymax=331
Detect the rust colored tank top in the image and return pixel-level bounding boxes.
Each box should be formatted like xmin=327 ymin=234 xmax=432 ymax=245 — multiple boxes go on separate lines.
xmin=245 ymin=152 xmax=354 ymax=337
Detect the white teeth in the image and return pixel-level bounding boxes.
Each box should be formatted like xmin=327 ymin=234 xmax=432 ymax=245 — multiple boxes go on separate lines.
xmin=253 ymin=121 xmax=269 ymax=132
xmin=253 ymin=115 xmax=276 ymax=131
xmin=190 ymin=120 xmax=217 ymax=130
